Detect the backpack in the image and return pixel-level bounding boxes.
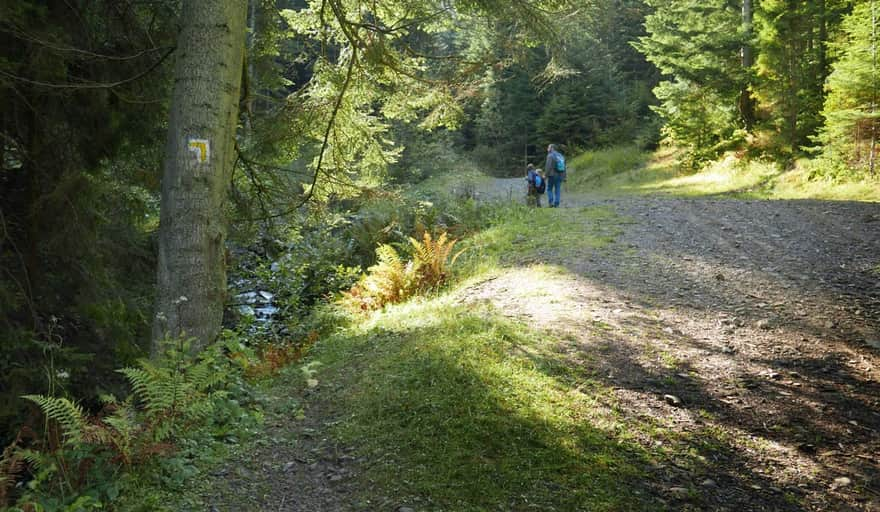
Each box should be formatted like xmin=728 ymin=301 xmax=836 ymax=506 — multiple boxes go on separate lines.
xmin=555 ymin=153 xmax=566 ymax=172
xmin=534 ymin=174 xmax=546 ymax=194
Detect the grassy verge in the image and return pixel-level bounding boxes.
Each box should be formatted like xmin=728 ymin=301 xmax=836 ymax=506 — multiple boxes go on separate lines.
xmin=264 ymin=202 xmax=666 ymax=511
xmin=414 ymin=168 xmax=494 ymax=199
xmin=566 ymin=145 xmax=880 ymax=201
xmin=313 ymin=301 xmax=653 ymax=511
xmin=454 ymin=202 xmax=624 ymax=277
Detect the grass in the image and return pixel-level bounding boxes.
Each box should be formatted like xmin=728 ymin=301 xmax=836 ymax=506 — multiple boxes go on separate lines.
xmin=306 ymin=300 xmax=656 ymax=511
xmin=256 ymin=202 xmax=666 ymax=511
xmin=454 ymin=202 xmax=623 ymax=278
xmin=565 ymin=145 xmax=880 ymax=202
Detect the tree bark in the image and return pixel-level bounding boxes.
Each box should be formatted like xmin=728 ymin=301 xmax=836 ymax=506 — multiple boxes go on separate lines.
xmin=871 ymin=0 xmax=877 ymax=175
xmin=739 ymin=0 xmax=755 ymax=130
xmin=153 ymin=0 xmax=247 ymax=353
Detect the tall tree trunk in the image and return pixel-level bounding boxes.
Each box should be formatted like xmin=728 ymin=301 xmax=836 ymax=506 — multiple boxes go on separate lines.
xmin=818 ymin=0 xmax=827 ymax=79
xmin=739 ymin=0 xmax=755 ymax=130
xmin=153 ymin=0 xmax=247 ymax=353
xmin=871 ymin=0 xmax=877 ymax=175
xmin=245 ymin=0 xmax=257 ymax=132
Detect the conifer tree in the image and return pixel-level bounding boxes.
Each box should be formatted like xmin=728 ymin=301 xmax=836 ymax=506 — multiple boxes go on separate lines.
xmin=753 ymin=0 xmax=848 ymax=156
xmin=153 ymin=0 xmax=248 ymax=351
xmin=817 ymin=0 xmax=880 ymax=174
xmin=635 ymin=0 xmax=747 ymax=164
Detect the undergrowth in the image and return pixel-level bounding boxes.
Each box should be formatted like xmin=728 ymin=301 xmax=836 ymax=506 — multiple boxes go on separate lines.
xmin=341 ymin=231 xmax=465 ymax=311
xmin=297 ymin=294 xmax=657 ymax=509
xmin=566 ymin=145 xmax=880 ymax=201
xmin=0 ymin=334 xmax=267 ymax=511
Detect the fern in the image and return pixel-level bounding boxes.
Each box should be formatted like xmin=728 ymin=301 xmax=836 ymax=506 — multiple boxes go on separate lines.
xmin=0 ymin=441 xmax=25 ymax=505
xmin=116 ymin=351 xmax=224 ymax=443
xmin=409 ymin=231 xmax=464 ymax=290
xmin=342 ymin=244 xmax=417 ymax=311
xmin=22 ymin=395 xmax=89 ymax=444
xmin=100 ymin=401 xmax=138 ymax=464
xmin=9 ymin=336 xmax=247 ymax=507
xmin=341 ymin=230 xmax=465 ymax=312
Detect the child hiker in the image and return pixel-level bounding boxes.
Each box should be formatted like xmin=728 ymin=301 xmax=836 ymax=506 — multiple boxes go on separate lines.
xmin=526 ymin=163 xmax=545 ymax=207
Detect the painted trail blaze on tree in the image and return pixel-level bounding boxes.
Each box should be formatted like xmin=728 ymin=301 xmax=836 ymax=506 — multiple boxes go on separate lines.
xmin=187 ymin=139 xmax=211 ymax=164
xmin=153 ymin=0 xmax=247 ymax=353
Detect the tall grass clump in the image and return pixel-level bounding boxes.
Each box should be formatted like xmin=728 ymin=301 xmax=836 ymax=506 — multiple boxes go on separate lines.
xmin=565 ymin=146 xmax=651 ymax=193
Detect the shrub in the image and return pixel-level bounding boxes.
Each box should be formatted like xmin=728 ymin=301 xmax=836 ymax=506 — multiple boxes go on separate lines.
xmin=341 ymin=231 xmax=464 ymax=312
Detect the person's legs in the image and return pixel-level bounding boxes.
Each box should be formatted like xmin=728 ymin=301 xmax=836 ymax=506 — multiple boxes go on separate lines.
xmin=554 ymin=175 xmax=562 ymax=206
xmin=548 ymin=176 xmax=561 ymax=207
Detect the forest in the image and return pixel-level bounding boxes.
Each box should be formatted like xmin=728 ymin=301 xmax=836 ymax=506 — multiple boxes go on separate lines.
xmin=1 ymin=0 xmax=879 ymax=510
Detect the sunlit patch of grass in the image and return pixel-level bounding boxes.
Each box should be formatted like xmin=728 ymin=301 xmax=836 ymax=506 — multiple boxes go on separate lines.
xmin=635 ymin=154 xmax=779 ymax=197
xmin=304 ymin=298 xmax=658 ymax=510
xmin=456 ymin=202 xmax=622 ymax=277
xmin=565 ymin=145 xmax=656 ymax=195
xmin=567 ymin=146 xmax=880 ymax=202
xmin=659 ymin=351 xmax=680 ymax=370
xmin=768 ymin=161 xmax=880 ymax=201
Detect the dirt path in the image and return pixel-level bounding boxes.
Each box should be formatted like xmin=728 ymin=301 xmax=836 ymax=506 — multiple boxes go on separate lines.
xmin=208 ymin=181 xmax=880 ymax=511
xmin=464 ymin=179 xmax=880 ymax=511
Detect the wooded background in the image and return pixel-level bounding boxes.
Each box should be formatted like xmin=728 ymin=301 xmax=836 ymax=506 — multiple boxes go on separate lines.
xmin=2 ymin=0 xmax=878 ymax=451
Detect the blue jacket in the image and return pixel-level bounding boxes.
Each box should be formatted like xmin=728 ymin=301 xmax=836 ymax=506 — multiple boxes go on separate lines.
xmin=527 ymin=168 xmax=539 ymax=184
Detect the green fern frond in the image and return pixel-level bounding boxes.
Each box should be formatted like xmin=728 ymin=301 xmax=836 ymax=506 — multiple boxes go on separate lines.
xmin=22 ymin=395 xmax=88 ymax=443
xmin=118 ymin=366 xmax=180 ymax=418
xmin=186 ymin=362 xmax=216 ymax=392
xmin=103 ymin=404 xmax=137 ymax=438
xmin=16 ymin=448 xmax=48 ymax=471
xmin=117 ymin=367 xmax=152 ymax=399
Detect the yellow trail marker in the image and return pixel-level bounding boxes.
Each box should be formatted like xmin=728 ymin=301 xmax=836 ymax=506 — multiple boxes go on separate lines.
xmin=187 ymin=139 xmax=210 ymax=164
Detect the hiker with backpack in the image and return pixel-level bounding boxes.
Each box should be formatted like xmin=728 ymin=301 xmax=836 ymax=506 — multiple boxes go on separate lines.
xmin=544 ymin=144 xmax=566 ymax=208
xmin=526 ymin=163 xmax=545 ymax=207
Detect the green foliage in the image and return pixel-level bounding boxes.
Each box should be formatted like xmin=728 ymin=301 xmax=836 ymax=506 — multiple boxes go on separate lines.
xmin=5 ymin=335 xmax=260 ymax=510
xmin=652 ymin=79 xmax=744 ymax=167
xmin=563 ymin=145 xmax=880 ymax=201
xmin=816 ymin=2 xmax=880 ymax=176
xmin=565 ymin=145 xmax=652 ymax=192
xmin=468 ymin=2 xmax=658 ymax=170
xmin=21 ymin=396 xmax=89 ymax=445
xmin=0 ymin=0 xmax=166 ymax=445
xmin=636 ymin=0 xmax=747 ymax=164
xmin=753 ymin=0 xmax=849 ymax=155
xmin=245 ymin=213 xmax=362 ymax=329
xmin=342 ymin=231 xmax=463 ymax=311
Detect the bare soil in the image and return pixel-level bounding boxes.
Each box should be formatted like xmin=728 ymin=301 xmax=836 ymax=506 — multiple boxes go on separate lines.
xmin=208 ymin=182 xmax=880 ymax=511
